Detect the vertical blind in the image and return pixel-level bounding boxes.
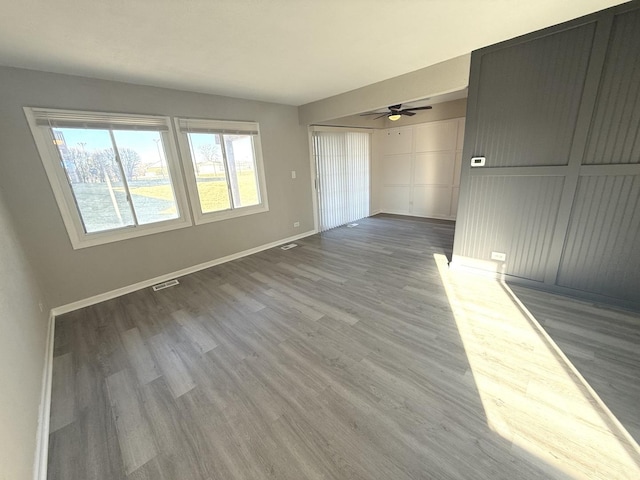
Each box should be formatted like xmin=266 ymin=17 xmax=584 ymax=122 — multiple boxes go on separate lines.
xmin=313 ymin=130 xmax=370 ymax=232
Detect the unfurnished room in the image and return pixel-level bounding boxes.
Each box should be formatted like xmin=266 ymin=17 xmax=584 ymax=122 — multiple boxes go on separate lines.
xmin=1 ymin=1 xmax=639 ymax=479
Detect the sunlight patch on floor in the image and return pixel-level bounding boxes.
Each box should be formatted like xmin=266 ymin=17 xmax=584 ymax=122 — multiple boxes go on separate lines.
xmin=434 ymin=254 xmax=640 ymax=479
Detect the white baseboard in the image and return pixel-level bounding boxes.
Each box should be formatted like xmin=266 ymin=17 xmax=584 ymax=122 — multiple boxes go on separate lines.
xmin=33 ymin=312 xmax=55 ymax=480
xmin=38 ymin=229 xmax=315 ymax=479
xmin=51 ymin=229 xmax=317 ymax=316
xmin=450 ymin=255 xmax=640 ymax=313
xmin=449 ymin=255 xmax=505 ymax=279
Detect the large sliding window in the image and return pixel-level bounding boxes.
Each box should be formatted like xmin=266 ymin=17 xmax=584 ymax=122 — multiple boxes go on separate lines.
xmin=25 ymin=108 xmax=191 ymax=248
xmin=175 ymin=118 xmax=268 ymax=224
xmin=312 ymin=129 xmax=370 ymax=231
xmin=25 ymin=109 xmax=272 ymax=249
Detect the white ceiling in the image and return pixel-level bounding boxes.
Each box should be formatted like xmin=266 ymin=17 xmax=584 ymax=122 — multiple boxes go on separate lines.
xmin=0 ymin=0 xmax=628 ymax=106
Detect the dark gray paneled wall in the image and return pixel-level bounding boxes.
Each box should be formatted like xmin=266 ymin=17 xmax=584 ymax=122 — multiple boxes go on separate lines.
xmin=459 ymin=176 xmax=564 ymax=281
xmin=473 ymin=24 xmax=595 ymax=168
xmin=453 ymin=2 xmax=640 ymax=307
xmin=558 ymin=175 xmax=640 ymax=300
xmin=583 ymin=9 xmax=640 ymax=165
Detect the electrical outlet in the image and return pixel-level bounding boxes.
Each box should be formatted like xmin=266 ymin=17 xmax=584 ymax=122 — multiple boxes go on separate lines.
xmin=491 ymin=251 xmax=506 ymax=262
xmin=291 ymin=170 xmax=297 ymax=179
xmin=38 ymin=301 xmax=44 ymax=312
xmin=293 ymin=221 xmax=300 ymax=228
xmin=471 ymin=156 xmax=486 ymax=167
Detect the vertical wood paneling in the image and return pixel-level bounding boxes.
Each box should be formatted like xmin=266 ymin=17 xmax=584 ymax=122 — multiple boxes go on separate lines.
xmin=313 ymin=131 xmax=370 ymax=232
xmin=473 ymin=23 xmax=595 ymax=167
xmin=457 ymin=176 xmax=565 ymax=281
xmin=583 ymin=10 xmax=640 ymax=165
xmin=557 ymin=175 xmax=640 ymax=300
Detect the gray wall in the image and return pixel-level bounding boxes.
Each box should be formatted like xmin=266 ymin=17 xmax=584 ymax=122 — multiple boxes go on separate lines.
xmin=0 ymin=187 xmax=50 ymax=480
xmin=453 ymin=2 xmax=640 ymax=306
xmin=0 ymin=67 xmax=314 ymax=307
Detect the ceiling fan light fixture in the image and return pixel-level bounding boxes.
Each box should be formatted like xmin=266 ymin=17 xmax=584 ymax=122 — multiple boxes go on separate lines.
xmin=360 ymin=103 xmax=432 ymax=121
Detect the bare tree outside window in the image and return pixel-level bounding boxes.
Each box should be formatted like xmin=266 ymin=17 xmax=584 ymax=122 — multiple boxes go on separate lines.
xmin=198 ymin=142 xmax=223 ymax=175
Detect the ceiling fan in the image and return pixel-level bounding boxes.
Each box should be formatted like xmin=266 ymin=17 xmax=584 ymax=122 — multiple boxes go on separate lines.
xmin=360 ymin=104 xmax=432 ymax=121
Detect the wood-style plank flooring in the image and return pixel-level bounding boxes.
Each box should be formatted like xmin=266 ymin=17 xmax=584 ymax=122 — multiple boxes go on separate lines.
xmin=48 ymin=215 xmax=640 ymax=479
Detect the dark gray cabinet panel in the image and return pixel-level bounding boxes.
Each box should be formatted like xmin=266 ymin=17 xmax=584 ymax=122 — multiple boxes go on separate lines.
xmin=583 ymin=10 xmax=640 ymax=165
xmin=558 ymin=175 xmax=640 ymax=300
xmin=473 ymin=24 xmax=595 ymax=168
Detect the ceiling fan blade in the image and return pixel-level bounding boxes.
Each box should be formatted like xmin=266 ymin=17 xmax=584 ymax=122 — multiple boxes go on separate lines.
xmin=402 ymin=111 xmax=416 ymax=116
xmin=402 ymin=106 xmax=433 ymax=112
xmin=389 ymin=104 xmax=403 ymax=111
xmin=373 ymin=113 xmax=388 ymax=120
xmin=360 ymin=112 xmax=386 ymax=116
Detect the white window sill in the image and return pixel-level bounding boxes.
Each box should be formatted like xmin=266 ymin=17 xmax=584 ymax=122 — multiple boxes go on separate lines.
xmin=193 ymin=203 xmax=269 ymax=225
xmin=69 ymin=216 xmax=193 ymax=249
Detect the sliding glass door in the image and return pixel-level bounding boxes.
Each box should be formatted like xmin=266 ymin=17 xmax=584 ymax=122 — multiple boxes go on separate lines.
xmin=312 ymin=129 xmax=370 ymax=232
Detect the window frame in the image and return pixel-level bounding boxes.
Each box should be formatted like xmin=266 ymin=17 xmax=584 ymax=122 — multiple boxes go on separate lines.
xmin=24 ymin=107 xmax=193 ymax=249
xmin=174 ymin=117 xmax=269 ymax=225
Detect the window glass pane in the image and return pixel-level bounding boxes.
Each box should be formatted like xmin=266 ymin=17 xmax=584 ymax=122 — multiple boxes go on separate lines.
xmin=223 ymin=134 xmax=260 ymax=208
xmin=52 ymin=128 xmax=134 ymax=233
xmin=112 ymin=130 xmax=179 ymax=225
xmin=186 ymin=133 xmax=231 ymax=213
